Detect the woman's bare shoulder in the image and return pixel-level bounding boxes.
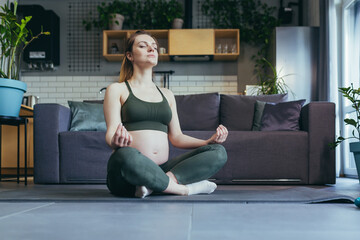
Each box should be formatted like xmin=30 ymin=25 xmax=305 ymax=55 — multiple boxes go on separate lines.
xmin=159 ymin=87 xmax=175 ymax=98
xmin=106 ymin=82 xmax=128 ymax=95
xmin=159 ymin=87 xmax=176 ymax=106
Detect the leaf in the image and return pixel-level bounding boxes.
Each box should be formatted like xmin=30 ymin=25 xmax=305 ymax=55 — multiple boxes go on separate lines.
xmin=344 ymin=118 xmax=357 ymax=127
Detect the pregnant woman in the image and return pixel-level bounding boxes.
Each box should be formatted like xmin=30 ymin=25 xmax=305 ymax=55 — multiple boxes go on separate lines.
xmin=104 ymin=30 xmax=228 ymax=198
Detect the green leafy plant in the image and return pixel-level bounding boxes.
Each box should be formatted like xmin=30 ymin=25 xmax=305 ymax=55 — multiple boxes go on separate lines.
xmin=131 ymin=0 xmax=183 ymax=29
xmin=331 ymin=84 xmax=360 ymax=148
xmin=83 ymin=0 xmax=134 ymax=31
xmin=201 ymin=0 xmax=280 ymax=80
xmin=256 ymin=58 xmax=292 ymax=95
xmin=83 ymin=0 xmax=183 ymax=30
xmin=0 ymin=1 xmax=50 ymax=80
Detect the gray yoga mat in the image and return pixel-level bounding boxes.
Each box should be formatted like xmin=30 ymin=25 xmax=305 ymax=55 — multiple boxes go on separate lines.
xmin=0 ymin=183 xmax=358 ymax=203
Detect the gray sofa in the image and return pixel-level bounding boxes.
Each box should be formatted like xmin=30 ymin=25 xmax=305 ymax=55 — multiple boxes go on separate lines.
xmin=33 ymin=93 xmax=336 ymax=185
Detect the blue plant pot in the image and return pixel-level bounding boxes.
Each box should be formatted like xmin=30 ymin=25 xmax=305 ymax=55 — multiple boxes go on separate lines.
xmin=0 ymin=78 xmax=27 ymax=117
xmin=349 ymin=142 xmax=360 ymax=183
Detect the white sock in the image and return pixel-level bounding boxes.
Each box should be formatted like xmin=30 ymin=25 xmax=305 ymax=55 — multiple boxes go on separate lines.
xmin=186 ymin=180 xmax=217 ymax=195
xmin=134 ymin=186 xmax=153 ymax=198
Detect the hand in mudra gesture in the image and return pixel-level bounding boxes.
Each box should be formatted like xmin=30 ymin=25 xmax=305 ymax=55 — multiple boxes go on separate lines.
xmin=111 ymin=123 xmax=133 ymax=148
xmin=209 ymin=125 xmax=228 ymax=144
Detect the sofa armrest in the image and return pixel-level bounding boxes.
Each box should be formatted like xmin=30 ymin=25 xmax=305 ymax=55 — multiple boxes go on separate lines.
xmin=300 ymin=102 xmax=335 ymax=184
xmin=34 ymin=104 xmax=71 ymax=183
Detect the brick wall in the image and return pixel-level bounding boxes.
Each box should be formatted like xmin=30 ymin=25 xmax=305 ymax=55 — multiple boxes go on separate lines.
xmin=22 ymin=75 xmax=238 ymax=106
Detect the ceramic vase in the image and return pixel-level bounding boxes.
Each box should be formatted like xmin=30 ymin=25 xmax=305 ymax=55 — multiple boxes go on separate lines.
xmin=172 ymin=18 xmax=184 ymax=29
xmin=109 ymin=13 xmax=124 ymax=30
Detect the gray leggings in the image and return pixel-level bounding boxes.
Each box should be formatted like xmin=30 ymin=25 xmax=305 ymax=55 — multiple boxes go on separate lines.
xmin=106 ymin=144 xmax=227 ymax=197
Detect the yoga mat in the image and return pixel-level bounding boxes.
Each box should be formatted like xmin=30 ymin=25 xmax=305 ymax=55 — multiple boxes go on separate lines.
xmin=0 ymin=183 xmax=358 ymax=203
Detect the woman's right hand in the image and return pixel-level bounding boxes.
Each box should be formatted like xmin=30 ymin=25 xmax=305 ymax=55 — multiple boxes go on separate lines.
xmin=111 ymin=123 xmax=133 ymax=148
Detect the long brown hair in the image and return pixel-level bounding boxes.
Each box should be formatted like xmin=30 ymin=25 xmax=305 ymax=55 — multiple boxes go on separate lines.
xmin=119 ymin=30 xmax=159 ymax=83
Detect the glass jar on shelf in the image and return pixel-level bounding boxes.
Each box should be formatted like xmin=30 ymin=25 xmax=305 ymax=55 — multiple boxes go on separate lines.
xmin=110 ymin=43 xmax=119 ymax=54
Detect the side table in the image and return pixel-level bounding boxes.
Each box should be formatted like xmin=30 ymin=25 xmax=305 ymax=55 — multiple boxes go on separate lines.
xmin=0 ymin=116 xmax=28 ymax=185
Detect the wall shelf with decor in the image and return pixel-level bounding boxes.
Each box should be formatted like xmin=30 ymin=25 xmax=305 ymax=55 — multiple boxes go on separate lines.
xmin=214 ymin=29 xmax=240 ymax=61
xmin=103 ymin=29 xmax=239 ymax=62
xmin=103 ymin=31 xmax=127 ymax=61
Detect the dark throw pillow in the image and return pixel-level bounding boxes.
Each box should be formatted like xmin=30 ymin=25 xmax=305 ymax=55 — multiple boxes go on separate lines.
xmin=68 ymin=101 xmax=106 ymax=131
xmin=175 ymin=92 xmax=220 ymax=131
xmin=220 ymin=94 xmax=288 ymax=131
xmin=260 ymin=99 xmax=306 ymax=131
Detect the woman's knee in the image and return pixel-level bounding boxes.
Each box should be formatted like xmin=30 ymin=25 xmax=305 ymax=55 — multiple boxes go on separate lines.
xmin=108 ymin=147 xmax=140 ymax=171
xmin=210 ymin=144 xmax=228 ymax=167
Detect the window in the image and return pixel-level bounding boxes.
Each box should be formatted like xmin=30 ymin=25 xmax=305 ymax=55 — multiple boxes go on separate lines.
xmin=341 ymin=0 xmax=360 ymax=177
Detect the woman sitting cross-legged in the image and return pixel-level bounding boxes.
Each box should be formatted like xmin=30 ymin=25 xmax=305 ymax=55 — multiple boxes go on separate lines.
xmin=104 ymin=30 xmax=228 ymax=198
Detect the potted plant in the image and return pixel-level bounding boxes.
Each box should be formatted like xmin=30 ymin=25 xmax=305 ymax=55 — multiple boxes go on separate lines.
xmin=166 ymin=0 xmax=184 ymax=29
xmin=132 ymin=0 xmax=183 ymax=29
xmin=332 ymin=84 xmax=360 ymax=181
xmin=255 ymin=58 xmax=292 ymax=95
xmin=201 ymin=0 xmax=280 ymax=87
xmin=83 ymin=0 xmax=133 ymax=31
xmin=0 ymin=1 xmax=49 ymax=117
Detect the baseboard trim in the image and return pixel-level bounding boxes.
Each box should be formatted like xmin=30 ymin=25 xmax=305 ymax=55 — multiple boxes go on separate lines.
xmin=232 ymin=179 xmax=302 ymax=183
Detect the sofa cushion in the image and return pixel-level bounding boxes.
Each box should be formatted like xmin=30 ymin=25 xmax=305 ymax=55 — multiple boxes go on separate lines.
xmin=68 ymin=101 xmax=106 ymax=131
xmin=59 ymin=131 xmax=112 ymax=183
xmin=175 ymin=92 xmax=220 ymax=130
xmin=220 ymin=94 xmax=287 ymax=131
xmin=223 ymin=131 xmax=308 ymax=183
xmin=260 ymin=99 xmax=306 ymax=131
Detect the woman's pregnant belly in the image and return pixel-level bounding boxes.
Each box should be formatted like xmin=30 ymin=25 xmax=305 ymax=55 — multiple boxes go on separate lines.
xmin=129 ymin=130 xmax=169 ymax=165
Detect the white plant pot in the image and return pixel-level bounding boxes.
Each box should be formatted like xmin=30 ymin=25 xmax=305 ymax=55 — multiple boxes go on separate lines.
xmin=109 ymin=13 xmax=124 ymax=30
xmin=172 ymin=18 xmax=184 ymax=29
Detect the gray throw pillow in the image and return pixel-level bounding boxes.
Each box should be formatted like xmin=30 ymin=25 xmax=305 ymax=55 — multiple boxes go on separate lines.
xmin=68 ymin=101 xmax=106 ymax=131
xmin=251 ymin=100 xmax=267 ymax=131
xmin=260 ymin=99 xmax=306 ymax=131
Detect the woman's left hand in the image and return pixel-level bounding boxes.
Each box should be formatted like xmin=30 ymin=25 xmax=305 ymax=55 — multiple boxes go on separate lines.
xmin=208 ymin=125 xmax=228 ymax=144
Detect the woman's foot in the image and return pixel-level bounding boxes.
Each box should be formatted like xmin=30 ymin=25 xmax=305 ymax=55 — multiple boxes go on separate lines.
xmin=135 ymin=186 xmax=153 ymax=198
xmin=186 ymin=180 xmax=217 ymax=195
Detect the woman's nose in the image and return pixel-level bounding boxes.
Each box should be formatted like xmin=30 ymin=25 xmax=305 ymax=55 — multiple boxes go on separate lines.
xmin=148 ymin=45 xmax=155 ymax=52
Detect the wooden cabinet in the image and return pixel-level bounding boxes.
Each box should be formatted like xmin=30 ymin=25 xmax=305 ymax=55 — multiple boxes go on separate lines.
xmin=0 ymin=106 xmax=33 ymax=173
xmin=103 ymin=29 xmax=239 ymax=61
xmin=168 ymin=29 xmax=215 ymax=55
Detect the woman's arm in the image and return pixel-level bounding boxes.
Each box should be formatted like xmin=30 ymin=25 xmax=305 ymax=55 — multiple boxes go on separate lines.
xmin=103 ymin=83 xmax=132 ymax=149
xmin=164 ymin=89 xmax=228 ymax=149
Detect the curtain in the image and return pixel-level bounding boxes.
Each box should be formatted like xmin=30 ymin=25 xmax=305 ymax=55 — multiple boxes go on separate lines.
xmin=317 ymin=0 xmax=331 ymax=101
xmin=355 ymin=2 xmax=360 ymax=82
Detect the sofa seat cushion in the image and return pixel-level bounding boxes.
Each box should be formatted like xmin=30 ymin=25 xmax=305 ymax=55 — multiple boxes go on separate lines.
xmin=59 ymin=131 xmax=112 ymax=183
xmin=175 ymin=93 xmax=220 ymax=131
xmin=220 ymin=94 xmax=287 ymax=131
xmin=222 ymin=131 xmax=308 ymax=184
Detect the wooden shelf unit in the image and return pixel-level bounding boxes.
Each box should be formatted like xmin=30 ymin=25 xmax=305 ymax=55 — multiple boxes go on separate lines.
xmin=103 ymin=30 xmax=126 ymax=61
xmin=103 ymin=29 xmax=239 ymax=62
xmin=214 ymin=29 xmax=240 ymax=61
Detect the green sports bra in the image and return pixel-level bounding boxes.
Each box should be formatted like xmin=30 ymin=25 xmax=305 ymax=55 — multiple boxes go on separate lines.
xmin=121 ymin=80 xmax=172 ymax=133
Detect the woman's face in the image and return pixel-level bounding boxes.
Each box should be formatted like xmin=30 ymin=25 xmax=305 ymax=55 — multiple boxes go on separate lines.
xmin=127 ymin=34 xmax=158 ymax=67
